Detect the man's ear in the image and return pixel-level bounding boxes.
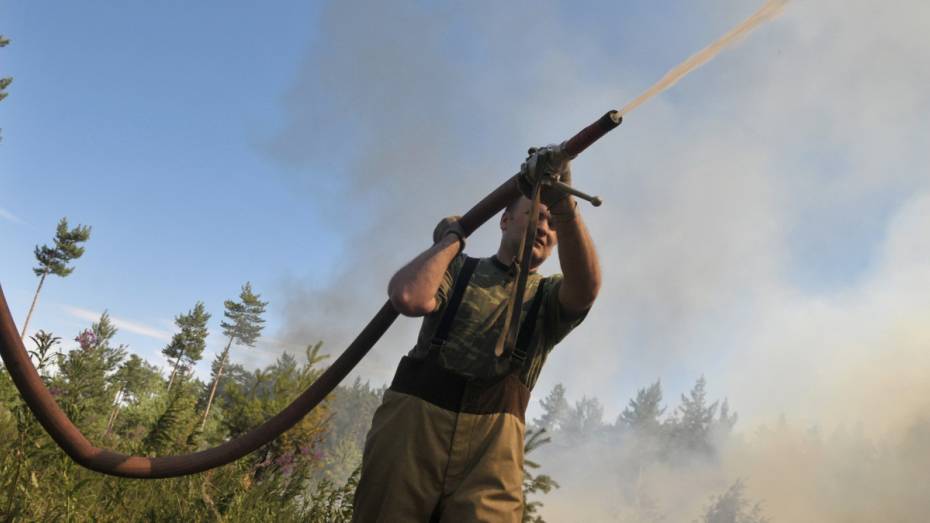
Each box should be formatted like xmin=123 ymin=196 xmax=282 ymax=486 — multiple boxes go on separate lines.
xmin=500 ymin=210 xmax=510 ymax=232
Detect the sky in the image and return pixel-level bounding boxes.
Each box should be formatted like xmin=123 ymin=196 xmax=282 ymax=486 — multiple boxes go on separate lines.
xmin=2 ymin=0 xmax=929 ymax=436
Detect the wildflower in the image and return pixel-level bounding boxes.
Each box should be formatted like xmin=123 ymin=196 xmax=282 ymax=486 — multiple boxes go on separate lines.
xmin=74 ymin=329 xmax=97 ymax=351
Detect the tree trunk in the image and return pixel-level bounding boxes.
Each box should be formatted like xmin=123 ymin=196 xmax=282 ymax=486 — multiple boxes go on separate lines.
xmin=20 ymin=272 xmax=47 ymax=339
xmin=200 ymin=338 xmax=233 ymax=430
xmin=166 ymin=352 xmax=184 ymax=392
xmin=104 ymin=387 xmax=124 ymax=436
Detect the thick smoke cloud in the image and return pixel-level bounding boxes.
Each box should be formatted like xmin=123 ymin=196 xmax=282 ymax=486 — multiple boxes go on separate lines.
xmin=265 ymin=0 xmax=930 ymax=519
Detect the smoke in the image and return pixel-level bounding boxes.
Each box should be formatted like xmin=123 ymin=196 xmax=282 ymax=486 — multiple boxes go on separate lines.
xmin=265 ymin=0 xmax=638 ymax=377
xmin=263 ymin=0 xmax=930 ymax=520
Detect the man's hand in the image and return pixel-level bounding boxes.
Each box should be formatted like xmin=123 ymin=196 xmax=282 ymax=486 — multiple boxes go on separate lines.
xmin=432 ymin=215 xmax=465 ymax=254
xmin=518 ymin=143 xmax=572 ymax=207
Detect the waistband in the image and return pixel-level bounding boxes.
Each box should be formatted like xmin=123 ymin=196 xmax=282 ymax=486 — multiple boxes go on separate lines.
xmin=389 ymin=355 xmax=530 ymax=421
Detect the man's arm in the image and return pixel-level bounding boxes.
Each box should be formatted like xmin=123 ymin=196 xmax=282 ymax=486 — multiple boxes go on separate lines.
xmin=388 ymin=234 xmax=461 ymax=317
xmin=550 ymin=197 xmax=601 ymax=318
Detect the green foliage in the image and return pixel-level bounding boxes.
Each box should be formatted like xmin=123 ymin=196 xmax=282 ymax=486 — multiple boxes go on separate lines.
xmin=619 ymin=380 xmax=666 ymax=432
xmin=0 ymin=35 xmax=10 ymax=106
xmin=304 ymin=468 xmax=360 ymax=523
xmin=697 ymin=480 xmax=770 ymax=523
xmin=533 ymin=382 xmax=569 ymax=432
xmin=221 ymin=282 xmax=268 ymax=348
xmin=315 ymin=376 xmax=383 ymax=484
xmin=27 ymin=330 xmax=61 ymax=376
xmin=162 ymin=301 xmax=211 ymax=388
xmin=0 ymin=325 xmax=386 ymax=521
xmin=562 ymin=395 xmax=605 ymax=441
xmin=201 ymin=282 xmax=269 ymax=428
xmin=522 ymin=427 xmax=559 ymax=523
xmin=52 ymin=313 xmax=127 ymax=433
xmin=669 ymin=376 xmax=719 ymax=454
xmin=33 ymin=217 xmax=92 ymax=278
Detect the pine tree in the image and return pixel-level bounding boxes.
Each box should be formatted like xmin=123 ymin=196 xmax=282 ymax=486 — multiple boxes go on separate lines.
xmin=55 ymin=312 xmax=127 ymax=431
xmin=618 ymin=380 xmax=666 ymax=433
xmin=671 ymin=376 xmax=719 ymax=453
xmin=162 ymin=302 xmax=211 ymax=391
xmin=21 ymin=217 xmax=91 ymax=339
xmin=104 ymin=354 xmax=162 ymax=436
xmin=533 ymin=383 xmax=569 ymax=432
xmin=0 ymin=35 xmax=11 ymax=142
xmin=697 ymin=480 xmax=769 ymax=523
xmin=0 ymin=35 xmax=10 ymax=103
xmin=563 ymin=396 xmax=605 ymax=441
xmin=200 ymin=282 xmax=267 ymax=429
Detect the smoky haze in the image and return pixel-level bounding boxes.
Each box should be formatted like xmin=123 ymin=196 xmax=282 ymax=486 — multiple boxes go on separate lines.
xmin=264 ymin=0 xmax=930 ymax=520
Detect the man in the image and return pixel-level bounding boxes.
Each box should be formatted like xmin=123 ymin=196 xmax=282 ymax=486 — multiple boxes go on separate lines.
xmin=353 ymin=147 xmax=601 ymax=522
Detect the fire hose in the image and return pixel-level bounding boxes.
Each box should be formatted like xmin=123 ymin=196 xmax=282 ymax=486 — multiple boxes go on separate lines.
xmin=0 ymin=111 xmax=621 ymax=478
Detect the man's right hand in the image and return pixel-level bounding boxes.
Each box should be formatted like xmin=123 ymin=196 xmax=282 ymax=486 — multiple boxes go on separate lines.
xmin=433 ymin=215 xmax=465 ymax=253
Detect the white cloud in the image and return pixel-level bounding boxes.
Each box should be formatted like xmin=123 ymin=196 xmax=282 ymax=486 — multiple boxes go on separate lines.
xmin=0 ymin=207 xmax=24 ymax=224
xmin=62 ymin=305 xmax=171 ymax=341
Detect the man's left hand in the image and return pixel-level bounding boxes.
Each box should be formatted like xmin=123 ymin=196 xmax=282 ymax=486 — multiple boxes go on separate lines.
xmin=518 ymin=143 xmax=572 ymax=207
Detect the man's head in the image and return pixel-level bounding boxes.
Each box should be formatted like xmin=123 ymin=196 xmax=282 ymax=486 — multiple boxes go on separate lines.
xmin=498 ymin=196 xmax=558 ymax=271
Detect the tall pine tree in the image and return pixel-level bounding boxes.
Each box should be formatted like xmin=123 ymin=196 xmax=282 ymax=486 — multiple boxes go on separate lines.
xmin=21 ymin=217 xmax=91 ymax=338
xmin=618 ymin=380 xmax=666 ymax=433
xmin=670 ymin=375 xmax=719 ymax=453
xmin=533 ymin=383 xmax=569 ymax=432
xmin=200 ymin=282 xmax=267 ymax=429
xmin=0 ymin=35 xmax=11 ymax=141
xmin=0 ymin=35 xmax=10 ymax=102
xmin=163 ymin=302 xmax=211 ymax=391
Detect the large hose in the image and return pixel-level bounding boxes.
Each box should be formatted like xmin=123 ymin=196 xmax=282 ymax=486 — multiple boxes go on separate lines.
xmin=0 ymin=111 xmax=620 ymax=478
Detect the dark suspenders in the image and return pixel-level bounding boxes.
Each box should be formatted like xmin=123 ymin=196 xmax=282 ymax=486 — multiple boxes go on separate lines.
xmin=429 ymin=256 xmax=545 ymax=368
xmin=510 ymin=281 xmax=546 ymax=366
xmin=430 ymin=256 xmax=479 ymax=349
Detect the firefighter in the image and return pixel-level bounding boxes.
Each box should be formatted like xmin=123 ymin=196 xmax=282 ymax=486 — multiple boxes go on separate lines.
xmin=353 ymin=147 xmax=601 ymax=522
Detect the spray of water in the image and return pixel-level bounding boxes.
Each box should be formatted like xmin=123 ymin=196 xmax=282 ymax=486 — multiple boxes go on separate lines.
xmin=620 ymin=0 xmax=790 ymax=117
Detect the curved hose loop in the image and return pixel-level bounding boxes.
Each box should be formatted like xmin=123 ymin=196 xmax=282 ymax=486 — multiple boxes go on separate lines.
xmin=0 ymin=110 xmax=621 ymax=478
xmin=0 ymin=175 xmax=525 ymax=479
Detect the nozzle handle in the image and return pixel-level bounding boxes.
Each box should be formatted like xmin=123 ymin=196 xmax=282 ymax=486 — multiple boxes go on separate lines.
xmin=563 ymin=110 xmax=622 ymax=159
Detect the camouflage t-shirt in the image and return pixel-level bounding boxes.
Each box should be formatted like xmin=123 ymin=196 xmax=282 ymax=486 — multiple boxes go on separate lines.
xmin=407 ymin=253 xmax=586 ymax=390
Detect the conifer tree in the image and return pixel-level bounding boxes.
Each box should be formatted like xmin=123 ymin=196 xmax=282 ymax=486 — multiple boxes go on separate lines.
xmin=698 ymin=480 xmax=769 ymax=523
xmin=671 ymin=375 xmax=719 ymax=453
xmin=163 ymin=302 xmax=211 ymax=391
xmin=0 ymin=36 xmax=10 ymax=102
xmin=104 ymin=354 xmax=162 ymax=436
xmin=0 ymin=35 xmax=10 ymax=142
xmin=563 ymin=396 xmax=605 ymax=440
xmin=533 ymin=383 xmax=569 ymax=432
xmin=200 ymin=282 xmax=267 ymax=429
xmin=619 ymin=380 xmax=666 ymax=433
xmin=21 ymin=218 xmax=91 ymax=338
xmin=55 ymin=312 xmax=127 ymax=431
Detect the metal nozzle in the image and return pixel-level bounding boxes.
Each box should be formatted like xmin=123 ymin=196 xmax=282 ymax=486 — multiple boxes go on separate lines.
xmin=546 ymin=179 xmax=603 ymax=207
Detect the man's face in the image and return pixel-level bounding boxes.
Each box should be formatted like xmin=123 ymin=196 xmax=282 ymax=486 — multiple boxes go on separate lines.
xmin=500 ymin=197 xmax=558 ymax=269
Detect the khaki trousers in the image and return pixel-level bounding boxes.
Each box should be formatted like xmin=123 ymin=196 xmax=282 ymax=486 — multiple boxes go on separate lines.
xmin=352 ymin=357 xmax=529 ymax=522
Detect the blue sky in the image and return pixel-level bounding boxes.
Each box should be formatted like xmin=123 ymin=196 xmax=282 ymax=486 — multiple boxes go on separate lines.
xmin=3 ymin=0 xmax=929 ymax=428
xmin=1 ymin=1 xmax=340 ymax=369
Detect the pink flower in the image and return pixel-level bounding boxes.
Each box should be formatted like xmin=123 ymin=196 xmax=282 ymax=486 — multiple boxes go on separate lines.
xmin=74 ymin=329 xmax=97 ymax=351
